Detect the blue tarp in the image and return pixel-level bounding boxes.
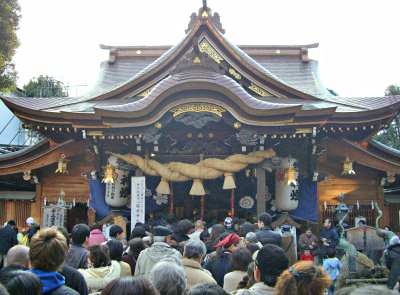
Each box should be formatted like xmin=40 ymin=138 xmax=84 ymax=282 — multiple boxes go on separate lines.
xmin=290 ymin=177 xmax=318 ymax=222
xmin=88 ymin=179 xmax=110 ymax=220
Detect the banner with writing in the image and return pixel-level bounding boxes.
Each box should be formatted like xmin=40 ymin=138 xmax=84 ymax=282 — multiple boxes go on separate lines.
xmin=131 ymin=176 xmax=146 ymax=226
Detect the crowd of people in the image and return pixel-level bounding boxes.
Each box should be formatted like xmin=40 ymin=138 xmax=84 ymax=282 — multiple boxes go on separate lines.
xmin=0 ymin=213 xmax=398 ymax=295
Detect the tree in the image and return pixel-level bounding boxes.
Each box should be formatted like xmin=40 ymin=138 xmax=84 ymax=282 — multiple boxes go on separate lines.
xmin=375 ymin=84 xmax=400 ymax=149
xmin=0 ymin=0 xmax=20 ymax=92
xmin=23 ymin=75 xmax=68 ymax=97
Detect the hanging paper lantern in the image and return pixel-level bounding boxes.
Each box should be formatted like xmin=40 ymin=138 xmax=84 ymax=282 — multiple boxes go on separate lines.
xmin=104 ymin=156 xmax=129 ymax=207
xmin=275 ymin=157 xmax=299 ymax=211
xmin=342 ymin=157 xmax=356 ymax=175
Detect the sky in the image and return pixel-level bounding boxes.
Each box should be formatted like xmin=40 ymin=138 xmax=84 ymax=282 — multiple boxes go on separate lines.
xmin=13 ymin=0 xmax=400 ymax=97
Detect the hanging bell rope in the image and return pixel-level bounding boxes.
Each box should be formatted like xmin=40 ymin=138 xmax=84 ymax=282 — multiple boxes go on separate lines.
xmin=112 ymin=149 xmax=275 ymax=195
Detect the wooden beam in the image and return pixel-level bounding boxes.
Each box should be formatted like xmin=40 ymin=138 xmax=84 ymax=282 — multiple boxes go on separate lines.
xmin=0 ymin=140 xmax=88 ymax=176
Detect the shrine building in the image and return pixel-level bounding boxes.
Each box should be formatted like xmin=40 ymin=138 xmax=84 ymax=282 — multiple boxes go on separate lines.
xmin=1 ymin=3 xmax=400 ymax=231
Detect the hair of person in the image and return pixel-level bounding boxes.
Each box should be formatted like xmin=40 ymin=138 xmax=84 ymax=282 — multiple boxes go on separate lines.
xmin=258 ymin=213 xmax=272 ymax=227
xmin=347 ymin=285 xmax=398 ymax=295
xmin=90 ymin=223 xmax=102 ymax=231
xmin=239 ymin=222 xmax=257 ymax=237
xmin=246 ymin=243 xmax=260 ymax=255
xmin=210 ymin=224 xmax=225 ymax=241
xmin=4 ymin=245 xmax=30 ymax=268
xmin=189 ymin=283 xmax=229 ymax=295
xmin=327 ymin=247 xmax=336 ymax=258
xmin=29 ymin=228 xmax=68 ymax=272
xmin=149 ymin=261 xmax=187 ymax=295
xmin=230 ymin=248 xmax=252 ymax=272
xmin=176 ymin=219 xmax=194 ymax=235
xmin=200 ymin=229 xmax=210 ymax=242
xmin=100 ymin=277 xmax=159 ymax=295
xmin=6 ymin=220 xmax=16 ymax=227
xmin=0 ymin=284 xmax=8 ymax=295
xmin=57 ymin=227 xmax=70 ymax=247
xmin=71 ymin=224 xmax=90 ymax=245
xmin=183 ymin=240 xmax=207 ymax=259
xmin=89 ymin=244 xmax=111 ymax=268
xmin=130 ymin=226 xmax=147 ymax=239
xmin=109 ymin=225 xmax=123 ymax=238
xmin=128 ymin=238 xmax=146 ymax=260
xmin=0 ymin=270 xmax=41 ymax=295
xmin=274 ymin=261 xmax=331 ymax=295
xmin=255 ymin=244 xmax=289 ymax=287
xmin=194 ymin=220 xmax=204 ymax=229
xmin=106 ymin=239 xmax=124 ymax=261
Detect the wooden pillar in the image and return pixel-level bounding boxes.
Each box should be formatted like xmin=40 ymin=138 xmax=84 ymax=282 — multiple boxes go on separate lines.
xmin=31 ymin=184 xmax=42 ymax=225
xmin=256 ymin=167 xmax=266 ymax=216
xmin=5 ymin=200 xmax=15 ymax=222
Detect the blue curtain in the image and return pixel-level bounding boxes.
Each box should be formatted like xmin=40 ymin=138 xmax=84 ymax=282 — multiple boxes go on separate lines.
xmin=290 ymin=177 xmax=318 ymax=222
xmin=88 ymin=179 xmax=110 ymax=220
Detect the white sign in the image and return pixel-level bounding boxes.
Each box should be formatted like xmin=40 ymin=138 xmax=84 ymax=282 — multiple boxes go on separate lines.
xmin=42 ymin=205 xmax=66 ymax=228
xmin=131 ymin=176 xmax=146 ymax=226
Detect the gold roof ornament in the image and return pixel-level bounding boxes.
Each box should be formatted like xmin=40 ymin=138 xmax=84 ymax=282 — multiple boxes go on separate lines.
xmin=342 ymin=157 xmax=356 ymax=176
xmin=55 ymin=154 xmax=69 ymax=174
xmin=23 ymin=170 xmax=32 ymax=181
xmin=170 ymin=103 xmax=226 ymax=117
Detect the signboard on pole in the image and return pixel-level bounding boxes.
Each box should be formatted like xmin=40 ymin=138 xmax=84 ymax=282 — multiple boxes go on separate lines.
xmin=131 ymin=176 xmax=146 ymax=226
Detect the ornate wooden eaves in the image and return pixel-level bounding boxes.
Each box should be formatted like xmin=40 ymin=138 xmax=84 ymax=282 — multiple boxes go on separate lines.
xmin=0 ymin=139 xmax=88 ymax=176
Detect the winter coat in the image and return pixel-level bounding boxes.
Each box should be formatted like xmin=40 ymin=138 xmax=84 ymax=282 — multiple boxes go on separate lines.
xmin=79 ymin=260 xmax=122 ymax=294
xmin=204 ymin=251 xmax=231 ymax=287
xmin=181 ymin=257 xmax=216 ymax=289
xmin=224 ymin=270 xmax=247 ymax=293
xmin=134 ymin=242 xmax=182 ymax=276
xmin=121 ymin=254 xmax=136 ymax=275
xmin=0 ymin=225 xmax=18 ymax=255
xmin=323 ymin=257 xmax=342 ymax=281
xmin=30 ymin=268 xmax=79 ymax=295
xmin=255 ymin=228 xmax=282 ymax=247
xmin=88 ymin=229 xmax=106 ymax=247
xmin=385 ymin=243 xmax=400 ymax=289
xmin=319 ymin=227 xmax=339 ymax=248
xmin=61 ymin=265 xmax=89 ymax=295
xmin=65 ymin=244 xmax=89 ymax=269
xmin=235 ymin=282 xmax=275 ymax=295
xmin=298 ymin=233 xmax=318 ymax=251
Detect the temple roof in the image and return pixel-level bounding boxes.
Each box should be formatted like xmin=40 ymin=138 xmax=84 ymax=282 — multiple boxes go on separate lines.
xmin=1 ymin=4 xmax=400 ymax=131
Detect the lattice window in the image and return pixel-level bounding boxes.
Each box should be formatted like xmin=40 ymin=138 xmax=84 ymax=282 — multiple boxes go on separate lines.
xmin=320 ymin=204 xmax=376 ymax=227
xmin=14 ymin=200 xmax=31 ymax=228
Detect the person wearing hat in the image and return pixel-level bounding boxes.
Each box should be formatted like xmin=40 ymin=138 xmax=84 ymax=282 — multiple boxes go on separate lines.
xmin=134 ymin=226 xmax=182 ymax=276
xmin=236 ymin=244 xmax=289 ymax=295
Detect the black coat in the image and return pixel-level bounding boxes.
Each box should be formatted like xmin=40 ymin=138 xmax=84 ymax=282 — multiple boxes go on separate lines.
xmin=0 ymin=225 xmax=18 ymax=255
xmin=385 ymin=243 xmax=400 ymax=289
xmin=256 ymin=228 xmax=282 ymax=247
xmin=319 ymin=227 xmax=339 ymax=248
xmin=204 ymin=251 xmax=231 ymax=287
xmin=61 ymin=265 xmax=88 ymax=295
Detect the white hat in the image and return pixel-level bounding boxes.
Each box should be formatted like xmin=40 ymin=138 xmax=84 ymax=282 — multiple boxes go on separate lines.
xmin=26 ymin=217 xmax=35 ymax=225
